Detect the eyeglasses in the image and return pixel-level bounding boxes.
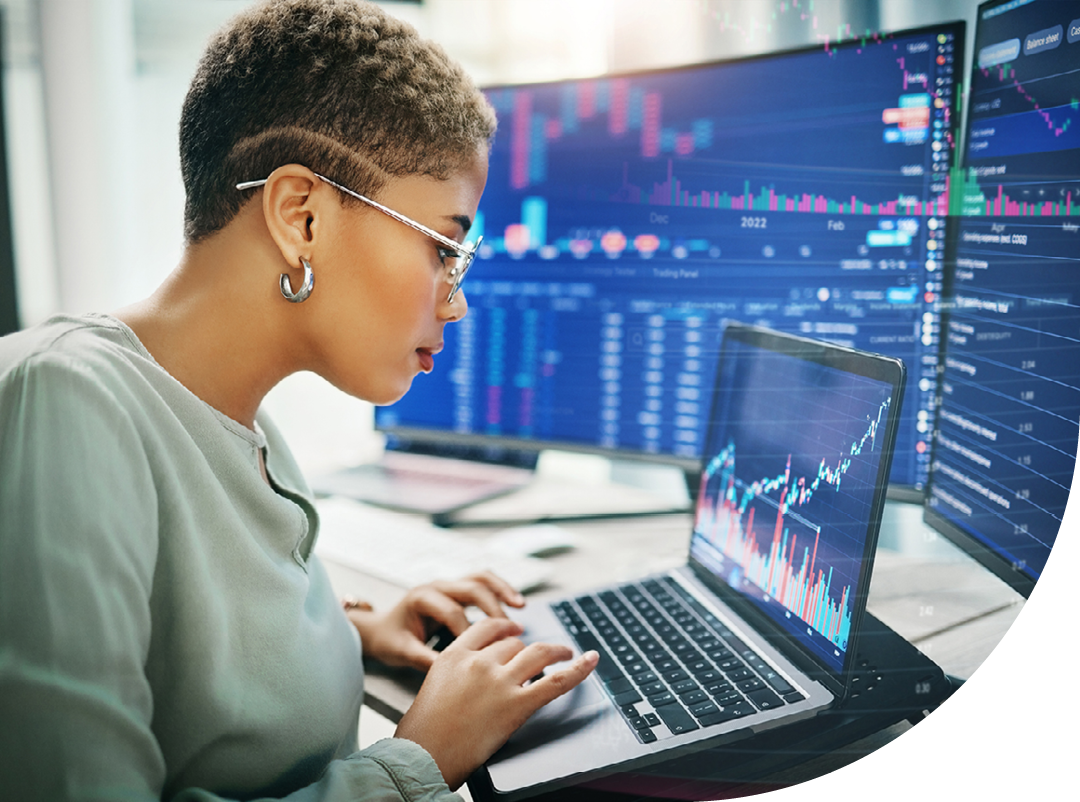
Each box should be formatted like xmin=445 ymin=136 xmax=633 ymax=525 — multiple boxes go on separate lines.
xmin=236 ymin=172 xmax=481 ymax=303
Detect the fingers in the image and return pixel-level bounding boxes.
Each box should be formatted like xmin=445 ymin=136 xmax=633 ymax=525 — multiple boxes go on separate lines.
xmin=394 ymin=638 xmax=440 ymax=672
xmin=523 ymin=649 xmax=599 ymax=707
xmin=469 ymin=570 xmax=526 ymax=609
xmin=451 ymin=615 xmax=524 ymax=651
xmin=412 ymin=572 xmax=523 ymax=636
xmin=485 ymin=634 xmax=527 ymax=664
xmin=504 ymin=640 xmax=574 ymax=683
xmin=410 ymin=589 xmax=472 ymax=636
xmin=431 ymin=573 xmax=520 ymax=620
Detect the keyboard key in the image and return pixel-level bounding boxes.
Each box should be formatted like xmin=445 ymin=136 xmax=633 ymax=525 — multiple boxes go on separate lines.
xmin=697 ymin=708 xmax=742 ymax=727
xmin=671 ymin=642 xmax=697 ymax=658
xmin=726 ymin=639 xmax=750 ymax=655
xmin=689 ymin=700 xmax=720 ymax=718
xmin=648 ymin=691 xmax=676 ymax=707
xmin=605 ymin=677 xmax=633 ymax=694
xmin=670 ymin=679 xmax=699 ymax=695
xmin=644 ymin=713 xmax=661 ymax=727
xmin=655 ymin=703 xmax=699 ymax=735
xmin=615 ymin=649 xmax=643 ymax=666
xmin=760 ymin=670 xmax=796 ymax=695
xmin=614 ymin=689 xmax=643 ymax=706
xmin=737 ymin=677 xmax=765 ymax=693
xmin=637 ymin=728 xmax=658 ymax=744
xmin=572 ymin=632 xmax=622 ymax=681
xmin=680 ymin=689 xmax=708 ymax=706
xmin=783 ymin=691 xmax=807 ymax=703
xmin=627 ymin=715 xmax=650 ymax=730
xmin=746 ymin=688 xmax=784 ymax=711
xmin=720 ymin=700 xmax=756 ymax=719
xmin=644 ymin=646 xmax=673 ymax=663
xmin=727 ymin=667 xmax=753 ymax=682
xmin=713 ymin=691 xmax=742 ymax=707
xmin=639 ymin=681 xmax=666 ymax=696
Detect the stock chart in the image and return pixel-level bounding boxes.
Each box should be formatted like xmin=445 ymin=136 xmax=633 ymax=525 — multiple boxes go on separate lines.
xmin=927 ymin=0 xmax=1080 ymax=588
xmin=378 ymin=22 xmax=961 ymax=492
xmin=689 ymin=338 xmax=897 ymax=673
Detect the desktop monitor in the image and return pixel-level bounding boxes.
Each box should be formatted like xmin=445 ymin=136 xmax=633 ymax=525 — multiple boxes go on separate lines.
xmin=924 ymin=0 xmax=1080 ymax=597
xmin=377 ymin=20 xmax=964 ymax=497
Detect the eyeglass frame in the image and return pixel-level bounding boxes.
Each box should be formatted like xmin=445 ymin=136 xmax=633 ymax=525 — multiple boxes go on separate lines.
xmin=236 ymin=172 xmax=481 ymax=303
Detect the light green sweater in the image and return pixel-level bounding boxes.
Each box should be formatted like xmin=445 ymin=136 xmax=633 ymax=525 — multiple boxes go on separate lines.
xmin=0 ymin=314 xmax=461 ymax=802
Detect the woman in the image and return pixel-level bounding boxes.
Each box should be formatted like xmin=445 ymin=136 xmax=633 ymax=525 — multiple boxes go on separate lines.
xmin=0 ymin=1 xmax=597 ymax=799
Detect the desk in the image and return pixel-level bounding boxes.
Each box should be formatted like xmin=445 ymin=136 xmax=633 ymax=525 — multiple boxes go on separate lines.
xmin=317 ymin=495 xmax=1024 ymax=799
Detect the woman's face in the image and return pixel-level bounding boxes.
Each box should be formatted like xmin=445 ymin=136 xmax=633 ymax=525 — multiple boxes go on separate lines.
xmin=304 ymin=150 xmax=488 ymax=405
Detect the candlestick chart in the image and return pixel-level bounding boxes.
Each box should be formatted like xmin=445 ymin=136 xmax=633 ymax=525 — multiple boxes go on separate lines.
xmin=378 ymin=21 xmax=957 ymax=499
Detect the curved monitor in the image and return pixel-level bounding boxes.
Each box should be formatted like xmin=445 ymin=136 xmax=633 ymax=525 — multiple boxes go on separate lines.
xmin=378 ymin=21 xmax=964 ymax=493
xmin=924 ymin=0 xmax=1080 ymax=597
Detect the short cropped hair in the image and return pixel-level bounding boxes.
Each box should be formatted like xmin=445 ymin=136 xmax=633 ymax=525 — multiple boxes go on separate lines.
xmin=179 ymin=0 xmax=497 ymax=243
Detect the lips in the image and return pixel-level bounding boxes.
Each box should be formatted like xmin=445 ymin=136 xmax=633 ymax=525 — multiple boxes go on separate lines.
xmin=416 ymin=343 xmax=443 ymax=373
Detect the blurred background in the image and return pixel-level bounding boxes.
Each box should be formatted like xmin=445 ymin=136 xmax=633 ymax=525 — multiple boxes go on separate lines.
xmin=0 ymin=0 xmax=984 ymax=468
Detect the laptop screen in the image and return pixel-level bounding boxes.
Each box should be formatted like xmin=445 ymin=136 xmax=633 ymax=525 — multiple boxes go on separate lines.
xmin=689 ymin=324 xmax=902 ymax=678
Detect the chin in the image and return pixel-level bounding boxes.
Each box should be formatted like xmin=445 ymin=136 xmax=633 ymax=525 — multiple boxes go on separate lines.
xmin=367 ymin=377 xmax=416 ymax=407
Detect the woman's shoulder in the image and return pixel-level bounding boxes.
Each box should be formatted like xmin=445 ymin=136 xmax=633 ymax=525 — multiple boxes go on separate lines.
xmin=0 ymin=312 xmax=147 ymax=384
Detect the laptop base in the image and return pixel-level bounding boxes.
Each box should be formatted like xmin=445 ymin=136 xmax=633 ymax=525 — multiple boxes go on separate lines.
xmin=469 ymin=612 xmax=953 ymax=801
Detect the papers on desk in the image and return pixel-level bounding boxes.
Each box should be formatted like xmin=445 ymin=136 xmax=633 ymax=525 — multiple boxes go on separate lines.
xmin=313 ymin=497 xmax=554 ymax=593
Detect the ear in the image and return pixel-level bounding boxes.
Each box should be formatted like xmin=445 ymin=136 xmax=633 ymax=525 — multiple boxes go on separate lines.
xmin=259 ymin=164 xmax=324 ymax=268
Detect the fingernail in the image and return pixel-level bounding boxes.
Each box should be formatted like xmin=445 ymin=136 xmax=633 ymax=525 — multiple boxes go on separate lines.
xmin=583 ymin=650 xmax=599 ymax=665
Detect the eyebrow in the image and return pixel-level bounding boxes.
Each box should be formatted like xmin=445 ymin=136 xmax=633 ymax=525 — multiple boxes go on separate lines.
xmin=449 ymin=214 xmax=473 ymax=235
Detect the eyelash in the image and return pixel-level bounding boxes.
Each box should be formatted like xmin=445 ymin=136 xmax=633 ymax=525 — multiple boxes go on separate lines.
xmin=436 ymin=247 xmax=457 ymax=264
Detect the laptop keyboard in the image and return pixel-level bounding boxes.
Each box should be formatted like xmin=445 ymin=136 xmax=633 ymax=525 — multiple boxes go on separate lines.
xmin=552 ymin=576 xmax=806 ymax=743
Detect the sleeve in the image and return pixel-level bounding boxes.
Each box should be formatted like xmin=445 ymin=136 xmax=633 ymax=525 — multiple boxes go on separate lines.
xmin=174 ymin=740 xmax=464 ymax=802
xmin=0 ymin=355 xmax=165 ymax=798
xmin=0 ymin=356 xmax=462 ymax=802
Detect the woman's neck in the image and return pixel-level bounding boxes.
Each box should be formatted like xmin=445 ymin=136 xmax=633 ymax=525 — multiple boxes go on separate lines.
xmin=114 ymin=220 xmax=304 ymax=430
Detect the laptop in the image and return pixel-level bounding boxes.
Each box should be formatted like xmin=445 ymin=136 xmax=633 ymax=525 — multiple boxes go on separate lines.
xmin=473 ymin=322 xmax=907 ymax=800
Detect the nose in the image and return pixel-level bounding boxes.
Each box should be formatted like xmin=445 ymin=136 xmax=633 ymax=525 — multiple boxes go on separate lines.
xmin=440 ymin=288 xmax=468 ymax=322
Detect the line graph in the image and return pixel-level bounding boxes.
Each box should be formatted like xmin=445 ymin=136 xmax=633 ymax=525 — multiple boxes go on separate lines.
xmin=693 ymin=395 xmax=891 ymax=649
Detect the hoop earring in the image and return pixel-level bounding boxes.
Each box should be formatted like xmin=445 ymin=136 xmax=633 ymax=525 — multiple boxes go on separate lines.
xmin=280 ymin=258 xmax=314 ymax=303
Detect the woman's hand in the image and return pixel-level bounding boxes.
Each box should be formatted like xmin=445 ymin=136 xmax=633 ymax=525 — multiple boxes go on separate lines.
xmin=394 ymin=617 xmax=599 ymax=790
xmin=344 ymin=571 xmax=525 ymax=671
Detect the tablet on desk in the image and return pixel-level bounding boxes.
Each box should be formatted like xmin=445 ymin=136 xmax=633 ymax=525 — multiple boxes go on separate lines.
xmin=310 ymin=450 xmax=535 ymax=519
